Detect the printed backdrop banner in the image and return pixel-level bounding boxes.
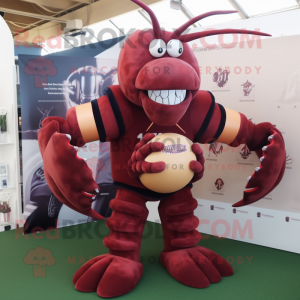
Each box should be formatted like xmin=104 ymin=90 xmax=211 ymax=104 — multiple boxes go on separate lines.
xmin=19 ymin=54 xmax=119 ymax=233
xmin=192 ymin=35 xmax=300 ymax=254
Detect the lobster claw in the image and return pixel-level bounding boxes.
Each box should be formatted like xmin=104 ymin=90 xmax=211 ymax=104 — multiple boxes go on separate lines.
xmin=233 ymin=130 xmax=286 ymax=207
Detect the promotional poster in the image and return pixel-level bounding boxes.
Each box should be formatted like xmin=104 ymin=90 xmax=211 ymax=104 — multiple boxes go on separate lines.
xmin=19 ymin=55 xmax=118 ymax=233
xmin=192 ymin=35 xmax=300 ymax=253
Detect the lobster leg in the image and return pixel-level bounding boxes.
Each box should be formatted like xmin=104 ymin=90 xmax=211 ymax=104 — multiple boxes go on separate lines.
xmin=73 ymin=189 xmax=148 ymax=297
xmin=159 ymin=187 xmax=233 ymax=288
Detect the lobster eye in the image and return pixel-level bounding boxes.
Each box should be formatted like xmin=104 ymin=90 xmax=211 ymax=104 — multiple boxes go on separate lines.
xmin=167 ymin=39 xmax=184 ymax=58
xmin=149 ymin=39 xmax=167 ymax=58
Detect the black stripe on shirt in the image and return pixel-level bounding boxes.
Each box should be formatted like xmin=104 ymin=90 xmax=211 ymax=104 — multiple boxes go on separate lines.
xmin=104 ymin=87 xmax=126 ymax=139
xmin=194 ymin=91 xmax=216 ymax=142
xmin=91 ymin=99 xmax=107 ymax=142
xmin=208 ymin=103 xmax=226 ymax=144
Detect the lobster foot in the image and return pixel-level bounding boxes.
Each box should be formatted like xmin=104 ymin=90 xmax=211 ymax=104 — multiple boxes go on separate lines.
xmin=73 ymin=254 xmax=143 ymax=298
xmin=160 ymin=246 xmax=233 ymax=288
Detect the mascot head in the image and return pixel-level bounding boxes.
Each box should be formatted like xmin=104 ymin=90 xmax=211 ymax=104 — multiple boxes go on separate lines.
xmin=118 ymin=0 xmax=270 ymax=126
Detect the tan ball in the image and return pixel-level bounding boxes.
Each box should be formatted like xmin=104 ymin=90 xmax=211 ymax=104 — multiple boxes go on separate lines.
xmin=140 ymin=133 xmax=196 ymax=193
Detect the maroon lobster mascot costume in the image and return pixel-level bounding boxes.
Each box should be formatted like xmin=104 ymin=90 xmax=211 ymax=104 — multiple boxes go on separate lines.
xmin=38 ymin=0 xmax=286 ymax=297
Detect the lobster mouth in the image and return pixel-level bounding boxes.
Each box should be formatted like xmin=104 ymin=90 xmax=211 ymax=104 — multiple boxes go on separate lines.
xmin=147 ymin=90 xmax=187 ymax=105
xmin=139 ymin=89 xmax=193 ymax=126
xmin=135 ymin=57 xmax=199 ymax=126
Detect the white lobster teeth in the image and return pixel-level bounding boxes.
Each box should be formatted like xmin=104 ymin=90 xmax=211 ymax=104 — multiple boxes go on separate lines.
xmin=95 ymin=188 xmax=99 ymax=193
xmin=83 ymin=158 xmax=87 ymax=162
xmin=84 ymin=191 xmax=94 ymax=196
xmin=156 ymin=96 xmax=163 ymax=104
xmin=255 ymin=167 xmax=260 ymax=171
xmin=268 ymin=135 xmax=273 ymax=141
xmin=147 ymin=89 xmax=187 ymax=105
xmin=150 ymin=92 xmax=156 ymax=101
xmin=161 ymin=90 xmax=168 ymax=98
xmin=169 ymin=90 xmax=175 ymax=102
xmin=66 ymin=134 xmax=71 ymax=140
xmin=262 ymin=146 xmax=267 ymax=151
xmin=247 ymin=176 xmax=251 ymax=182
xmin=260 ymin=157 xmax=264 ymax=162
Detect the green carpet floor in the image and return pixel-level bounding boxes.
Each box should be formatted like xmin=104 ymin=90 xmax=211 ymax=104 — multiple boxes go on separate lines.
xmin=0 ymin=220 xmax=299 ymax=300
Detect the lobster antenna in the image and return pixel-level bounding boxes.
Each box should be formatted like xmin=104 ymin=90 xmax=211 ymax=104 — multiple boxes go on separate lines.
xmin=171 ymin=10 xmax=238 ymax=39
xmin=179 ymin=29 xmax=271 ymax=43
xmin=131 ymin=0 xmax=162 ymax=39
